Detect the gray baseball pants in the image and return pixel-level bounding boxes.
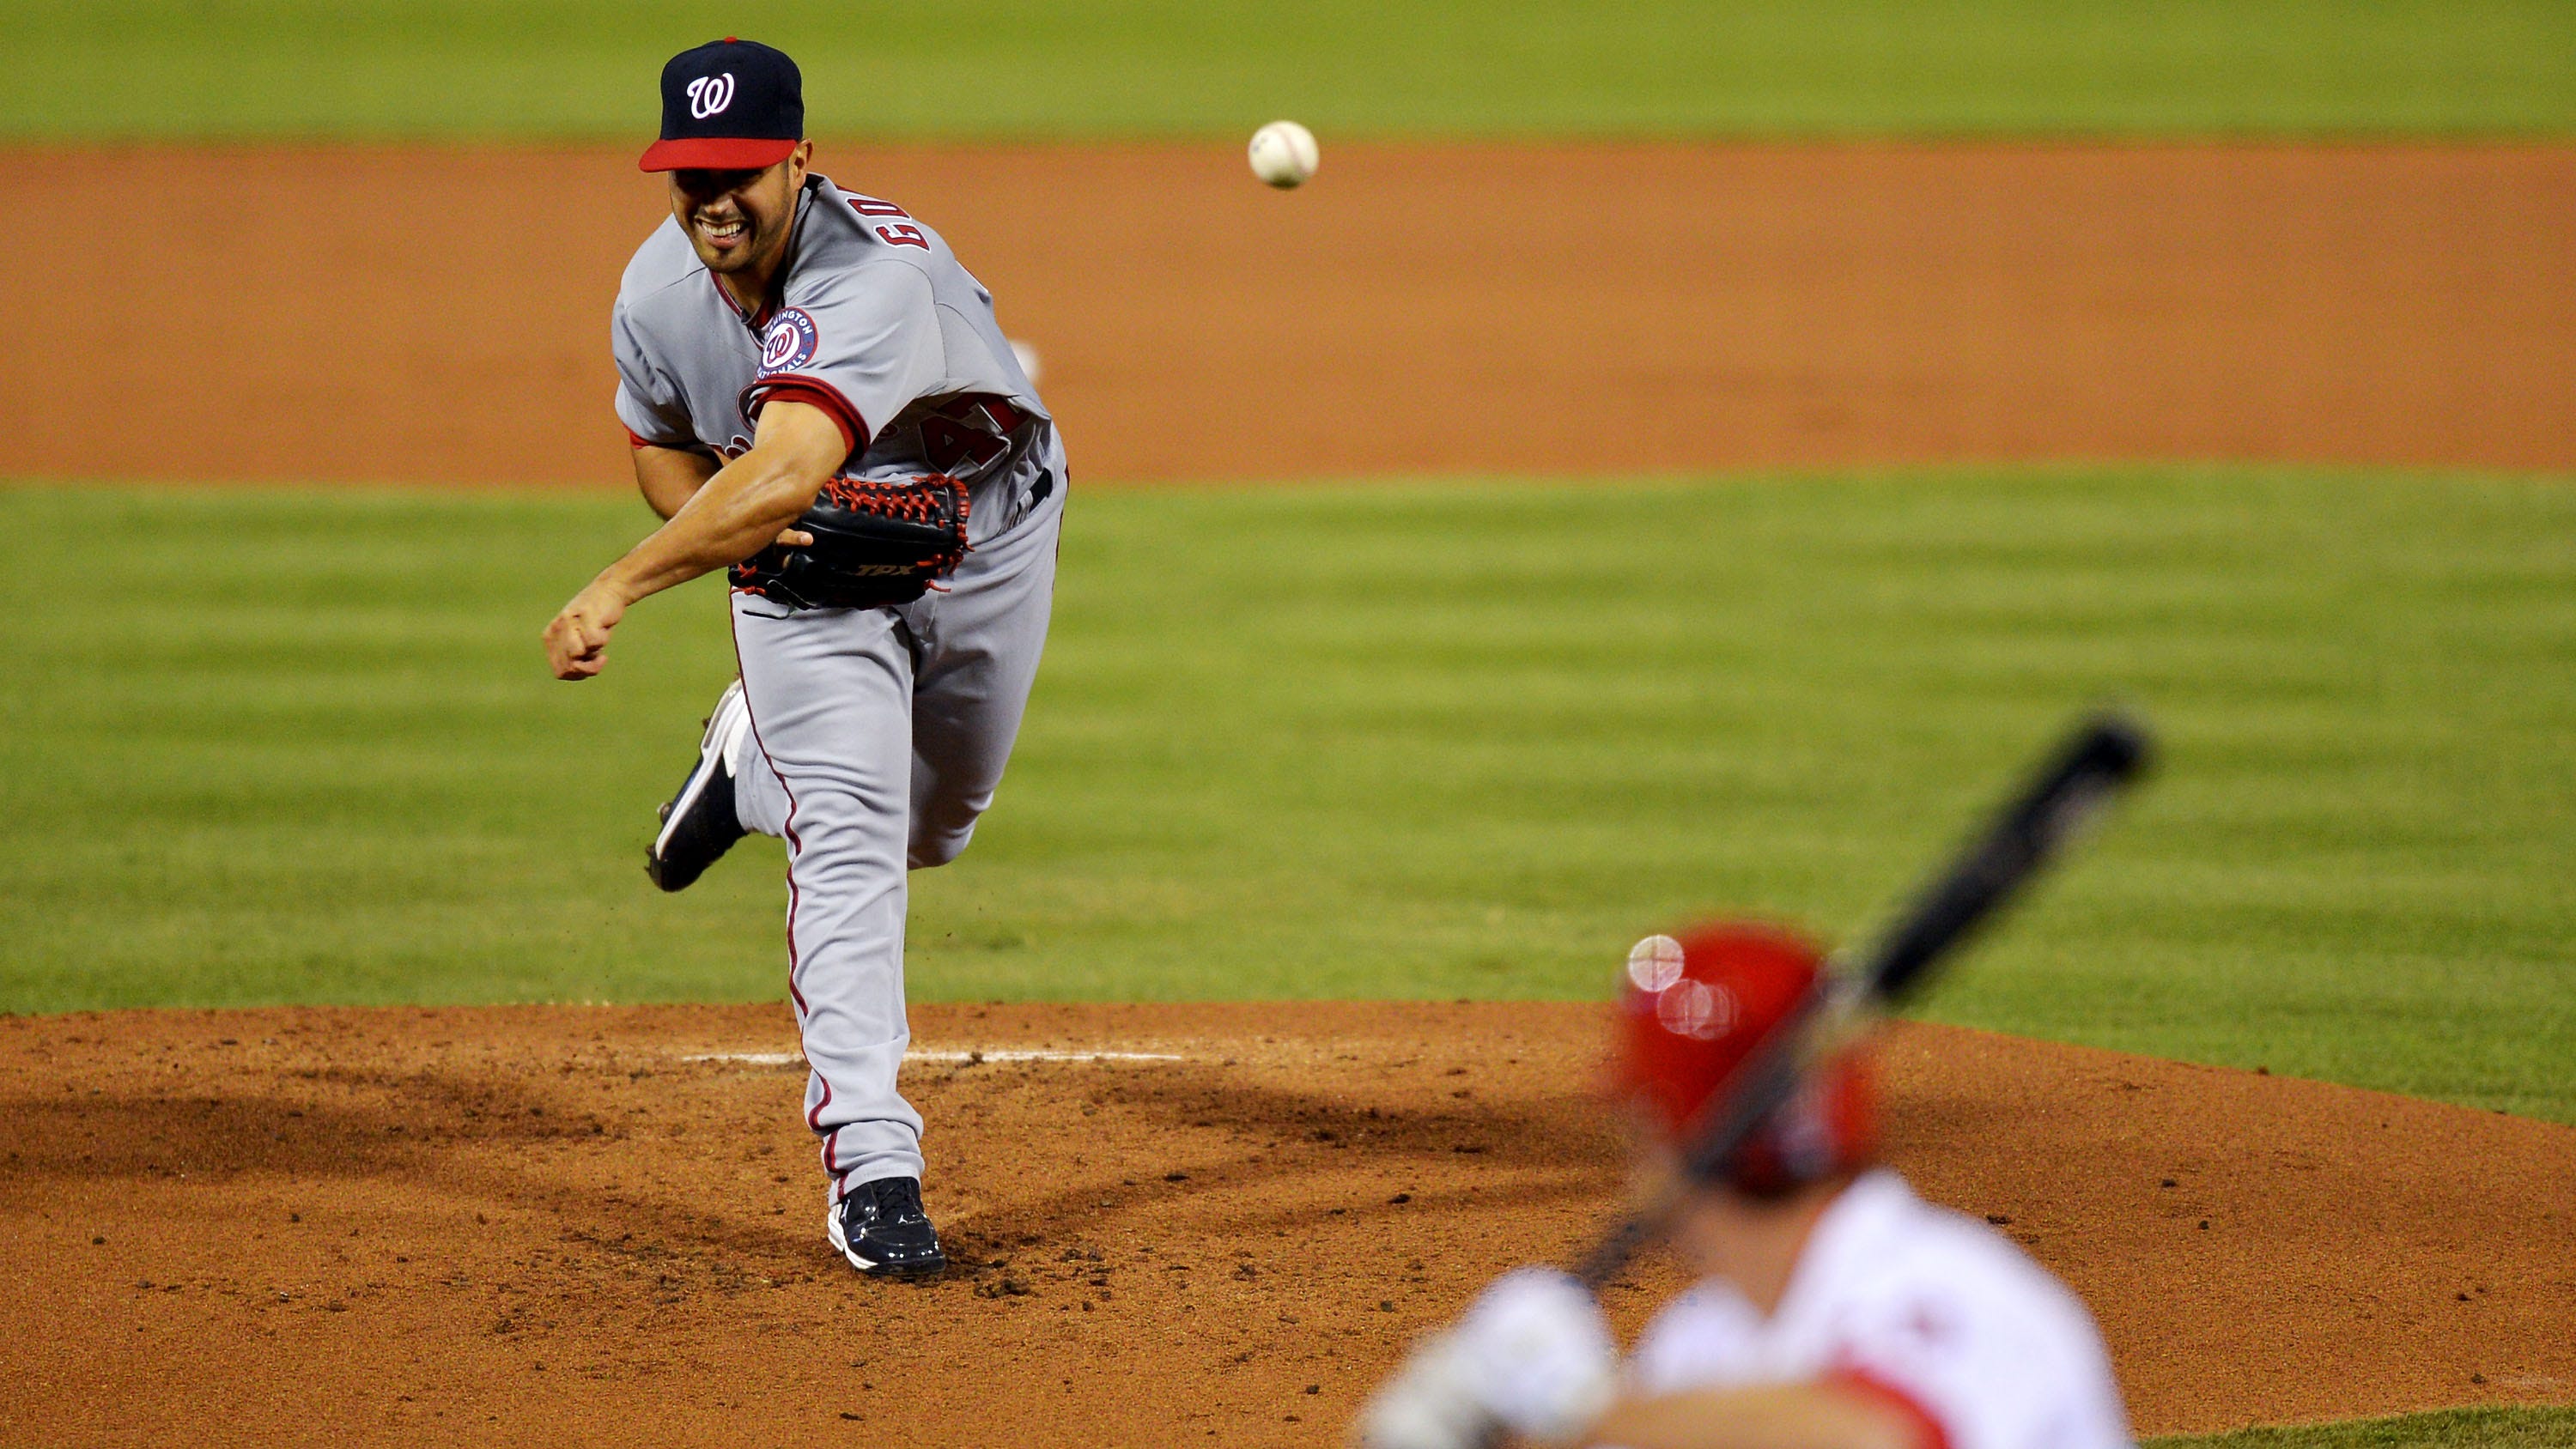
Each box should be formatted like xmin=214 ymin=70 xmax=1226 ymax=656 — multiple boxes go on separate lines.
xmin=728 ymin=483 xmax=1061 ymax=1203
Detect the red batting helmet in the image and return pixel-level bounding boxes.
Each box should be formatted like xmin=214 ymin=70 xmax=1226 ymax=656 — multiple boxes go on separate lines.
xmin=1609 ymin=922 xmax=1876 ymax=1196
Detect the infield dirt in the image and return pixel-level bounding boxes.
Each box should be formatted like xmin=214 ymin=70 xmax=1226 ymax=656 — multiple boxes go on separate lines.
xmin=3 ymin=142 xmax=2571 ymax=487
xmin=3 ymin=1003 xmax=2570 ymax=1446
xmin=10 ymin=140 xmax=2574 ymax=1445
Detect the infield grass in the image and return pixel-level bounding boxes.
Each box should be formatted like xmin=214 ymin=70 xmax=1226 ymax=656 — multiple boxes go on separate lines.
xmin=2 ymin=469 xmax=2571 ymax=1126
xmin=4 ymin=0 xmax=2573 ymax=141
xmin=2151 ymin=1406 xmax=2576 ymax=1448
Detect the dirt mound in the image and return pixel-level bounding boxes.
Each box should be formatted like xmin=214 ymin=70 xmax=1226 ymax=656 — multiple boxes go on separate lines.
xmin=2 ymin=1003 xmax=2567 ymax=1446
xmin=4 ymin=142 xmax=2570 ymax=489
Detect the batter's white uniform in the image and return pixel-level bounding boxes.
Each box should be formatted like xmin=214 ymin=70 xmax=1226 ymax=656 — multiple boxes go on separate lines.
xmin=1625 ymin=1170 xmax=2132 ymax=1449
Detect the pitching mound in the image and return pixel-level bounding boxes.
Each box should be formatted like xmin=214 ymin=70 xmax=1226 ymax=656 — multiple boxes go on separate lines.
xmin=3 ymin=1003 xmax=2569 ymax=1445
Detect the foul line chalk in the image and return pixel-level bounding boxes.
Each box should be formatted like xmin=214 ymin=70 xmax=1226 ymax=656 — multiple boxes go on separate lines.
xmin=915 ymin=1049 xmax=1186 ymax=1063
xmin=682 ymin=1048 xmax=1186 ymax=1066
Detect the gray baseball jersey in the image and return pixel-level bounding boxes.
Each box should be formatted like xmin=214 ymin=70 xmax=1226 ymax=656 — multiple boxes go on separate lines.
xmin=613 ymin=173 xmax=1059 ymax=541
xmin=614 ymin=174 xmax=1065 ymax=1205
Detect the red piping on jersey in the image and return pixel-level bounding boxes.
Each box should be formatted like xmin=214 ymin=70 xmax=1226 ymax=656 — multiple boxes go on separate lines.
xmin=741 ymin=374 xmax=870 ymax=458
xmin=708 ymin=270 xmax=755 ymax=326
xmin=707 ymin=267 xmax=785 ymax=331
xmin=728 ymin=614 xmax=840 ymax=1186
xmin=625 ymin=426 xmax=719 ymax=458
xmin=1826 ymin=1368 xmax=1953 ymax=1449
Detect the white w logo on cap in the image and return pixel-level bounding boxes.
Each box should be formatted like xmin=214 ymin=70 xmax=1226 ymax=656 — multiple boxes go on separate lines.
xmin=686 ymin=72 xmax=737 ymax=118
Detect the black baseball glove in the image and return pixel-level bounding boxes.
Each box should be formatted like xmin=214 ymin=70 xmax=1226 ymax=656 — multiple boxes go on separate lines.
xmin=731 ymin=473 xmax=971 ymax=611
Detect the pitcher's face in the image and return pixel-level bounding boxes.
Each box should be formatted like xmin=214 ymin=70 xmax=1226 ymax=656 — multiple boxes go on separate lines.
xmin=669 ymin=143 xmax=810 ymax=277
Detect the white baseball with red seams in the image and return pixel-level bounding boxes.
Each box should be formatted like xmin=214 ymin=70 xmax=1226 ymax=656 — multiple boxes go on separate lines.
xmin=612 ymin=173 xmax=1063 ymax=1206
xmin=1249 ymin=120 xmax=1321 ymax=188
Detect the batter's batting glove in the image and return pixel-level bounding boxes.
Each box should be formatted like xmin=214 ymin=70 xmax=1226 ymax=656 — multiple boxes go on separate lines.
xmin=1353 ymin=1269 xmax=1619 ymax=1449
xmin=1354 ymin=1329 xmax=1489 ymax=1449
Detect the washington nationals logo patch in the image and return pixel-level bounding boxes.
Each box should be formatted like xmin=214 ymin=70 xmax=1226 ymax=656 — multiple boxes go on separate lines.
xmin=759 ymin=308 xmax=820 ymax=374
xmin=686 ymin=72 xmax=736 ymax=118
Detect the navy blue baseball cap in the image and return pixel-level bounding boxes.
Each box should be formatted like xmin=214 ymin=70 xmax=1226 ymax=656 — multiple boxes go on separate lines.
xmin=641 ymin=38 xmax=804 ymax=173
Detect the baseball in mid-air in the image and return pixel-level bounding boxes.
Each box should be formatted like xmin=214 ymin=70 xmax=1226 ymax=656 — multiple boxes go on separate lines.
xmin=1248 ymin=120 xmax=1320 ymax=189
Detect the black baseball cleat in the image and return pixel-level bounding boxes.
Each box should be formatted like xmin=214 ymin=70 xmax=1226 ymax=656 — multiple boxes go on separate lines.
xmin=646 ymin=678 xmax=751 ymax=892
xmin=827 ymin=1176 xmax=948 ymax=1278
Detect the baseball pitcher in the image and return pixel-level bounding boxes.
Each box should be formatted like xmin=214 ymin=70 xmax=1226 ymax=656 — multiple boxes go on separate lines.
xmin=542 ymin=38 xmax=1065 ymax=1278
xmin=1356 ymin=924 xmax=2135 ymax=1449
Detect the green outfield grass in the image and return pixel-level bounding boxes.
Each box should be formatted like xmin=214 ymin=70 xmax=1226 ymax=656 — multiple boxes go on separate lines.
xmin=2 ymin=469 xmax=2570 ymax=1128
xmin=4 ymin=0 xmax=2573 ymax=141
xmin=2154 ymin=1406 xmax=2576 ymax=1448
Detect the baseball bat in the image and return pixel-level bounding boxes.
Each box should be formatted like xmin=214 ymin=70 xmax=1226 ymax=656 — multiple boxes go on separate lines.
xmin=1571 ymin=712 xmax=2154 ymax=1288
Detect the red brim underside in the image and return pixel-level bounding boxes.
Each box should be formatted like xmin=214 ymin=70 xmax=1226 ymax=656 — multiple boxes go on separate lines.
xmin=638 ymin=136 xmax=800 ymax=173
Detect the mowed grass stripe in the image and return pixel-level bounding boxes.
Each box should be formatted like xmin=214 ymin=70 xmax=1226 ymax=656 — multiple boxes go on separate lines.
xmin=0 ymin=470 xmax=2569 ymax=1128
xmin=4 ymin=0 xmax=2573 ymax=140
